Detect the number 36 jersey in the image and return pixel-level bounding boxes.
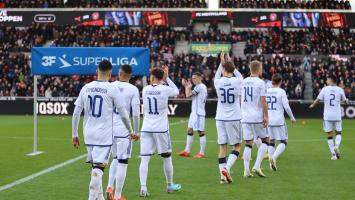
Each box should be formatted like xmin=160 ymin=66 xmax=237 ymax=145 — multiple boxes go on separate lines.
xmin=214 ymin=77 xmax=243 ymax=121
xmin=317 ymin=86 xmax=346 ymax=121
xmin=74 ymin=81 xmax=125 ymax=146
xmin=241 ymin=77 xmax=266 ymax=123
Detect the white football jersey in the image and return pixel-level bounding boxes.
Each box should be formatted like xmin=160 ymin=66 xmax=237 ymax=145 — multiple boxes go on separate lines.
xmin=317 ymin=86 xmax=346 ymax=121
xmin=141 ymin=78 xmax=179 ymax=132
xmin=111 ymin=81 xmax=140 ymax=137
xmin=267 ymin=87 xmax=291 ymax=126
xmin=241 ymin=77 xmax=266 ymax=123
xmin=191 ymin=83 xmax=207 ymax=116
xmin=214 ymin=77 xmax=243 ymax=121
xmin=74 ymin=81 xmax=125 ymax=146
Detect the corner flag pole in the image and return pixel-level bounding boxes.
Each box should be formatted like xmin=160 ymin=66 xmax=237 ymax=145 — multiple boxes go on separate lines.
xmin=27 ymin=75 xmax=44 ymax=156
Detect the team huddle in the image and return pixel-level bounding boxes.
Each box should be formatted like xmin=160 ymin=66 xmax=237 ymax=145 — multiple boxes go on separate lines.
xmin=71 ymin=53 xmax=348 ymax=200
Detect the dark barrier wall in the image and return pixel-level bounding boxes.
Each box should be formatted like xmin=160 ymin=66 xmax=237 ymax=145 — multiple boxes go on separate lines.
xmin=1 ymin=10 xmax=354 ymax=28
xmin=1 ymin=98 xmax=354 ymax=119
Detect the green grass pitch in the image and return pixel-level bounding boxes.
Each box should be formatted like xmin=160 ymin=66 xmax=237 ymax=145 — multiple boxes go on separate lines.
xmin=0 ymin=115 xmax=354 ymax=200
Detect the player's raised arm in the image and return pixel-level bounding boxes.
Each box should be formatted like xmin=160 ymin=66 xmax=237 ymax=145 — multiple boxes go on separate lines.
xmin=163 ymin=65 xmax=179 ymax=97
xmin=214 ymin=52 xmax=225 ymax=80
xmin=282 ymin=91 xmax=296 ymax=124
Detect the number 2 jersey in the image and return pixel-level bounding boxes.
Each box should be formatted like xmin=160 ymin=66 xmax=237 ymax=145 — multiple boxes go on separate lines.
xmin=74 ymin=81 xmax=126 ymax=146
xmin=141 ymin=78 xmax=179 ymax=133
xmin=241 ymin=77 xmax=266 ymax=123
xmin=266 ymin=87 xmax=295 ymax=126
xmin=317 ymin=86 xmax=347 ymax=121
xmin=214 ymin=77 xmax=243 ymax=121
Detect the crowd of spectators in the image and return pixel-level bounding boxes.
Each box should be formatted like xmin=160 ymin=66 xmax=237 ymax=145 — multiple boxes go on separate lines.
xmin=1 ymin=0 xmax=207 ymax=8
xmin=240 ymin=28 xmax=354 ymax=56
xmin=220 ymin=0 xmax=352 ymax=10
xmin=312 ymin=57 xmax=355 ymax=100
xmin=5 ymin=24 xmax=355 ymax=99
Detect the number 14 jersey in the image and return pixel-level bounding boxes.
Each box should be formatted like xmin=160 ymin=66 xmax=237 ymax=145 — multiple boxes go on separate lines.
xmin=241 ymin=77 xmax=266 ymax=123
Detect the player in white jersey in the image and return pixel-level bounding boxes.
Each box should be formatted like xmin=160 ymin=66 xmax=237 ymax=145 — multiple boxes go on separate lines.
xmin=178 ymin=72 xmax=208 ymax=158
xmin=241 ymin=60 xmax=269 ymax=178
xmin=266 ymin=74 xmax=296 ymax=171
xmin=106 ymin=65 xmax=140 ymax=200
xmin=139 ymin=66 xmax=181 ymax=197
xmin=310 ymin=75 xmax=348 ymax=160
xmin=214 ymin=53 xmax=243 ymax=184
xmin=72 ymin=60 xmax=133 ymax=200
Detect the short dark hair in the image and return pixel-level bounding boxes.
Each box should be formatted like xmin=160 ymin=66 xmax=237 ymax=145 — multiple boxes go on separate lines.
xmin=151 ymin=68 xmax=164 ymax=80
xmin=98 ymin=60 xmax=113 ymax=72
xmin=272 ymin=73 xmax=282 ymax=85
xmin=327 ymin=75 xmax=337 ymax=83
xmin=192 ymin=72 xmax=202 ymax=77
xmin=222 ymin=61 xmax=235 ymax=73
xmin=120 ymin=64 xmax=132 ymax=74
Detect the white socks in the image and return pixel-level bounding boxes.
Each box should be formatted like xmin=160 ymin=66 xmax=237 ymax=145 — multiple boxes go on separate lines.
xmin=185 ymin=134 xmax=194 ymax=153
xmin=327 ymin=137 xmax=335 ymax=155
xmin=243 ymin=145 xmax=252 ymax=173
xmin=268 ymin=144 xmax=276 ymax=159
xmin=254 ymin=138 xmax=262 ymax=148
xmin=225 ymin=151 xmax=239 ymax=172
xmin=218 ymin=158 xmax=227 ymax=179
xmin=163 ymin=157 xmax=174 ymax=186
xmin=139 ymin=156 xmax=151 ymax=191
xmin=272 ymin=143 xmax=286 ymax=160
xmin=335 ymin=134 xmax=342 ymax=149
xmin=199 ymin=135 xmax=206 ymax=155
xmin=114 ymin=163 xmax=128 ymax=199
xmin=88 ymin=168 xmax=103 ymax=200
xmin=253 ymin=143 xmax=267 ymax=169
xmin=107 ymin=159 xmax=118 ymax=188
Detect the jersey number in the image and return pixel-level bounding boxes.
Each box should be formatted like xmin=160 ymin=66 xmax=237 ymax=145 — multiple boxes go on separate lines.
xmin=244 ymin=86 xmax=253 ymax=102
xmin=147 ymin=97 xmax=159 ymax=115
xmin=329 ymin=94 xmax=335 ymax=106
xmin=88 ymin=95 xmax=103 ymax=118
xmin=220 ymin=88 xmax=235 ymax=104
xmin=267 ymin=96 xmax=277 ymax=110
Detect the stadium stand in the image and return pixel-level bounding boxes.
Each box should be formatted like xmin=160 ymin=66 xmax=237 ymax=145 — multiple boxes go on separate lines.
xmin=220 ymin=0 xmax=352 ymax=10
xmin=312 ymin=56 xmax=355 ymax=100
xmin=1 ymin=23 xmax=354 ymax=100
xmin=1 ymin=0 xmax=207 ymax=8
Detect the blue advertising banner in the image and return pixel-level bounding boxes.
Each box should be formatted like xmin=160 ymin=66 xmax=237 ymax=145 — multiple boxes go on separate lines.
xmin=31 ymin=47 xmax=150 ymax=76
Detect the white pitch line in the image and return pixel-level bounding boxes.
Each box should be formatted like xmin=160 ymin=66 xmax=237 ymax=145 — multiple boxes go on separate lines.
xmin=0 ymin=120 xmax=187 ymax=192
xmin=0 ymin=154 xmax=86 ymax=192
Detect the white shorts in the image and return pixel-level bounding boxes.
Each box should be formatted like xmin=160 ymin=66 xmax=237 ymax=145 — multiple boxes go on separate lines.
xmin=86 ymin=145 xmax=111 ymax=165
xmin=242 ymin=123 xmax=268 ymax=141
xmin=140 ymin=131 xmax=172 ymax=156
xmin=216 ymin=120 xmax=243 ymax=145
xmin=188 ymin=113 xmax=205 ymax=131
xmin=268 ymin=125 xmax=288 ymax=141
xmin=112 ymin=136 xmax=132 ymax=160
xmin=323 ymin=120 xmax=342 ymax=133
